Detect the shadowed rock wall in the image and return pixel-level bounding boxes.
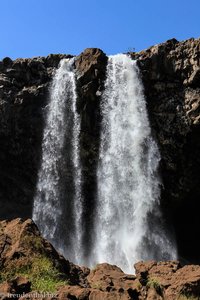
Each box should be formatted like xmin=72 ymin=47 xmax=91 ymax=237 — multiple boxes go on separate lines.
xmin=0 ymin=54 xmax=71 ymax=218
xmin=132 ymin=38 xmax=200 ymax=263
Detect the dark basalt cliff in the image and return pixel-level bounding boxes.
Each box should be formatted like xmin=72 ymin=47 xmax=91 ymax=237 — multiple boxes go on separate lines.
xmin=132 ymin=38 xmax=200 ymax=264
xmin=0 ymin=39 xmax=200 ymax=264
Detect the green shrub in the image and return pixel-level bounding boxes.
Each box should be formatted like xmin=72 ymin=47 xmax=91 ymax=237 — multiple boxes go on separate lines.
xmin=0 ymin=255 xmax=68 ymax=292
xmin=146 ymin=278 xmax=163 ymax=295
xmin=21 ymin=234 xmax=43 ymax=251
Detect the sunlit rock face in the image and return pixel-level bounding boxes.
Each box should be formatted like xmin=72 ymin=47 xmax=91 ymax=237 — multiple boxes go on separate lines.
xmin=0 ymin=38 xmax=200 ymax=265
xmin=1 ymin=219 xmax=200 ymax=300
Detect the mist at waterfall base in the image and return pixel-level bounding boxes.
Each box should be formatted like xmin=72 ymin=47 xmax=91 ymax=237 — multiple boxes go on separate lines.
xmin=33 ymin=55 xmax=177 ymax=274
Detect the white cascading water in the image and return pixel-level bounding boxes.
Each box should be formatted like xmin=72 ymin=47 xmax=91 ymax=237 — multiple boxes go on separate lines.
xmin=33 ymin=58 xmax=82 ymax=264
xmin=33 ymin=54 xmax=177 ymax=274
xmin=93 ymin=54 xmax=177 ymax=273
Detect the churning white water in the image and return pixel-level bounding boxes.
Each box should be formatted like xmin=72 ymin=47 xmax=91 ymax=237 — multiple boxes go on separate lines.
xmin=33 ymin=58 xmax=82 ymax=263
xmin=94 ymin=54 xmax=177 ymax=273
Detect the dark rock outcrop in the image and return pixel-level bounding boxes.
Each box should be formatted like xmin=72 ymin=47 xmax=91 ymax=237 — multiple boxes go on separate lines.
xmin=0 ymin=39 xmax=200 ymax=264
xmin=131 ymin=38 xmax=200 ymax=263
xmin=75 ymin=48 xmax=107 ymax=261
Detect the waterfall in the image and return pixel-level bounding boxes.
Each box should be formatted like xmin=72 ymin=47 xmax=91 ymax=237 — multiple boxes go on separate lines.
xmin=93 ymin=54 xmax=177 ymax=273
xmin=32 ymin=58 xmax=82 ymax=264
xmin=33 ymin=54 xmax=177 ymax=274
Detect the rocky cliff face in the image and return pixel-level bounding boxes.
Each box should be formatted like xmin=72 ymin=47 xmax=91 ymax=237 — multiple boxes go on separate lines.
xmin=132 ymin=38 xmax=200 ymax=264
xmin=0 ymin=54 xmax=72 ymax=218
xmin=0 ymin=38 xmax=200 ymax=264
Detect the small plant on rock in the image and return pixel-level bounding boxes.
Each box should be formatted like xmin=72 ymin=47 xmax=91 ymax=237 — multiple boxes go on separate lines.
xmin=0 ymin=255 xmax=68 ymax=292
xmin=146 ymin=277 xmax=163 ymax=296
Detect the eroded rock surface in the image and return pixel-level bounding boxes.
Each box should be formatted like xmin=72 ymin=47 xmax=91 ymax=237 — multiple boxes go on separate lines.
xmin=0 ymin=218 xmax=89 ymax=288
xmin=135 ymin=260 xmax=200 ymax=299
xmin=0 ymin=219 xmax=200 ymax=300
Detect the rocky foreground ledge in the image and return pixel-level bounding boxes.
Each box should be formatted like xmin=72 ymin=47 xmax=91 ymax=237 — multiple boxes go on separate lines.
xmin=0 ymin=219 xmax=200 ymax=299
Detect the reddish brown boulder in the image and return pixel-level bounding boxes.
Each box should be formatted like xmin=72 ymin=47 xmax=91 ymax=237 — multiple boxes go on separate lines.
xmin=0 ymin=218 xmax=88 ymax=288
xmin=134 ymin=260 xmax=200 ymax=299
xmin=87 ymin=263 xmax=140 ymax=299
xmin=75 ymin=48 xmax=107 ymax=79
xmin=87 ymin=263 xmax=135 ymax=291
xmin=58 ymin=285 xmax=90 ymax=300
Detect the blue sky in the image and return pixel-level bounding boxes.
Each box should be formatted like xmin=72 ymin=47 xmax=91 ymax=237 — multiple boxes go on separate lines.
xmin=0 ymin=0 xmax=199 ymax=59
